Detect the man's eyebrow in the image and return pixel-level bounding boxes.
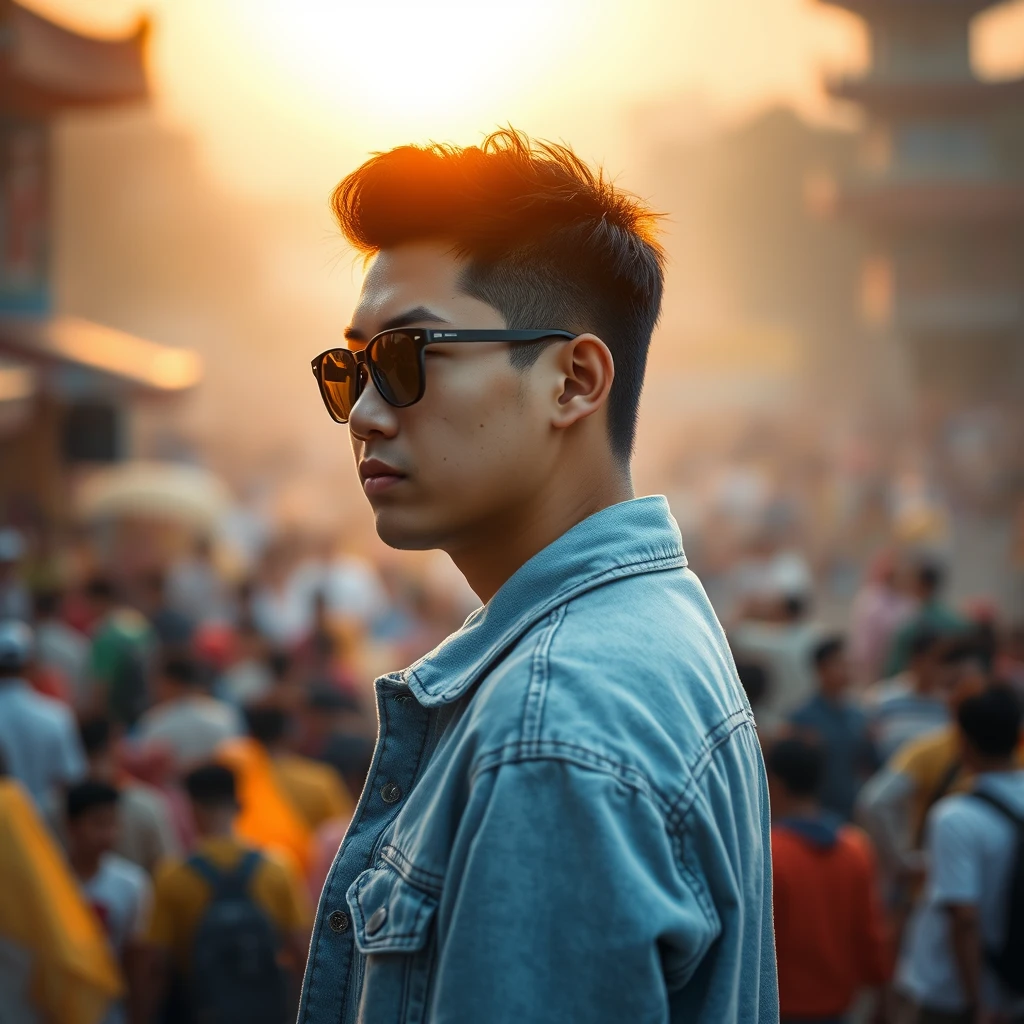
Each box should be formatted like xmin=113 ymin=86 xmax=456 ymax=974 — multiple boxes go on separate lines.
xmin=343 ymin=306 xmax=450 ymax=342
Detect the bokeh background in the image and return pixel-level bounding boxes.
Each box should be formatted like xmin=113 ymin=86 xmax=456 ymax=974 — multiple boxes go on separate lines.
xmin=2 ymin=0 xmax=1023 ymax=615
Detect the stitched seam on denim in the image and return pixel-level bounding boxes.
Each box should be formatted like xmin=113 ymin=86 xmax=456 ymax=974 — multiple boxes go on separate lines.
xmin=380 ymin=845 xmax=444 ymax=895
xmin=663 ymin=713 xmax=759 ymax=834
xmin=522 ymin=605 xmax=565 ymax=753
xmin=412 ymin=553 xmax=686 ymax=697
xmin=469 ymin=742 xmax=671 ymax=813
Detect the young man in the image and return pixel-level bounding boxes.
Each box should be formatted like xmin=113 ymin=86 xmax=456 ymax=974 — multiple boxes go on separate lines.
xmin=300 ymin=130 xmax=776 ymax=1022
xmin=0 ymin=619 xmax=86 ymax=816
xmin=789 ymin=635 xmax=879 ymax=820
xmin=146 ymin=763 xmax=309 ymax=1023
xmin=134 ymin=654 xmax=241 ymax=771
xmin=79 ymin=716 xmax=180 ymax=873
xmin=897 ymin=685 xmax=1024 ymax=1022
xmin=767 ymin=737 xmax=890 ymax=1023
xmin=66 ymin=780 xmax=153 ymax=1024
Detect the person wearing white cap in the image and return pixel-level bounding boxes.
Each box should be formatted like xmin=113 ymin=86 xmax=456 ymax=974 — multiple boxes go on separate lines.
xmin=0 ymin=620 xmax=87 ymax=818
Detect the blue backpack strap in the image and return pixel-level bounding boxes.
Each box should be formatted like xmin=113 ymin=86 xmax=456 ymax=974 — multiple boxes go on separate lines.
xmin=972 ymin=790 xmax=1024 ymax=829
xmin=187 ymin=850 xmax=263 ymax=899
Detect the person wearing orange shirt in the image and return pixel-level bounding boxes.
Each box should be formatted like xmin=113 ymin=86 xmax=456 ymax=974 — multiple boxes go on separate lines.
xmin=768 ymin=736 xmax=892 ymax=1023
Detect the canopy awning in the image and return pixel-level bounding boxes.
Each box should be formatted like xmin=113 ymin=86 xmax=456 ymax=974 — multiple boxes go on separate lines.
xmin=0 ymin=315 xmax=202 ymax=395
xmin=0 ymin=0 xmax=148 ymax=117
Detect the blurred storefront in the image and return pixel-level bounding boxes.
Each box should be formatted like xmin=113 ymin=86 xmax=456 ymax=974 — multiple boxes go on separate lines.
xmin=0 ymin=1 xmax=201 ymax=524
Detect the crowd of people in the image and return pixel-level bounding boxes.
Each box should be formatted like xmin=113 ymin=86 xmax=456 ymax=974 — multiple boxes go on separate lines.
xmin=0 ymin=516 xmax=1022 ymax=1023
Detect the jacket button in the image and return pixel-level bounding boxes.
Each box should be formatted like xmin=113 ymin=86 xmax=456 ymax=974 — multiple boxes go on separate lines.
xmin=381 ymin=782 xmax=402 ymax=804
xmin=366 ymin=906 xmax=388 ymax=936
xmin=328 ymin=910 xmax=349 ymax=933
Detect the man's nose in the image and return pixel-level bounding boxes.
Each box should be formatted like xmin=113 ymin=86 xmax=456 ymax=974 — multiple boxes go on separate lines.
xmin=349 ymin=371 xmax=399 ymax=439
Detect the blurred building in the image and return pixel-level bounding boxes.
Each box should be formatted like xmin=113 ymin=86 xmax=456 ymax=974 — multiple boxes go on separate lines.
xmin=821 ymin=0 xmax=1024 ymax=398
xmin=0 ymin=1 xmax=201 ymax=524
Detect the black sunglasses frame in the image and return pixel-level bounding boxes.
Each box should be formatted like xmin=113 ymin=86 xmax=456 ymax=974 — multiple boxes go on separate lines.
xmin=311 ymin=328 xmax=576 ymax=423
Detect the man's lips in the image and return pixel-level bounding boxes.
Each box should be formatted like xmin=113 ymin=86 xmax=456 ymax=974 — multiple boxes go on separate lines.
xmin=359 ymin=458 xmax=407 ymax=496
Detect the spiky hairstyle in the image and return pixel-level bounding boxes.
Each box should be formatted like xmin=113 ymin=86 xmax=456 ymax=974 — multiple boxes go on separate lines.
xmin=331 ymin=129 xmax=664 ymax=460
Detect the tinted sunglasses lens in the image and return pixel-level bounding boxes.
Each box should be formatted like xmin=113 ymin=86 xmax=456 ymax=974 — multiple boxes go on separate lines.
xmin=318 ymin=350 xmax=359 ymax=422
xmin=370 ymin=331 xmax=422 ymax=407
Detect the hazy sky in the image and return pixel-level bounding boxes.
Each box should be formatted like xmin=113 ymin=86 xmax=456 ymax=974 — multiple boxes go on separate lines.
xmin=30 ymin=0 xmax=1024 ymax=200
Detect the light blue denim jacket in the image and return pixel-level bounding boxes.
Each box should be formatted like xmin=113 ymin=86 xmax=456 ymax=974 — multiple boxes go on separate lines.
xmin=298 ymin=496 xmax=778 ymax=1024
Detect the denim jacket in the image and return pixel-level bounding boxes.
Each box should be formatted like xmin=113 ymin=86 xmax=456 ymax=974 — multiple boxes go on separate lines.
xmin=298 ymin=496 xmax=778 ymax=1024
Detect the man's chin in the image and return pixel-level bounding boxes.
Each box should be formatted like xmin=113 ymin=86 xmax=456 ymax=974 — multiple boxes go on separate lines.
xmin=372 ymin=508 xmax=444 ymax=552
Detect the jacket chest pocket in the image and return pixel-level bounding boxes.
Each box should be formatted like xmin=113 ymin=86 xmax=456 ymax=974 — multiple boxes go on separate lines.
xmin=346 ymin=864 xmax=440 ymax=1024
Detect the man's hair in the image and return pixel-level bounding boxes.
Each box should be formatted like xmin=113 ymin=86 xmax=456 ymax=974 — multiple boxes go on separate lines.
xmin=766 ymin=736 xmax=824 ymax=798
xmin=184 ymin=763 xmax=238 ymax=808
xmin=908 ymin=625 xmax=942 ymax=660
xmin=84 ymin=576 xmax=118 ymax=603
xmin=332 ymin=129 xmax=665 ymax=460
xmin=915 ymin=558 xmax=945 ymax=596
xmin=79 ymin=716 xmax=112 ymax=757
xmin=244 ymin=705 xmax=288 ymax=747
xmin=67 ymin=780 xmax=119 ymax=822
xmin=956 ymin=685 xmax=1023 ymax=759
xmin=812 ymin=635 xmax=844 ymax=670
xmin=162 ymin=653 xmax=202 ymax=688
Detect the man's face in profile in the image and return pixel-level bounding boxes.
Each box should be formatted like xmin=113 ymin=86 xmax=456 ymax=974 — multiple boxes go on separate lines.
xmin=343 ymin=240 xmax=563 ymax=557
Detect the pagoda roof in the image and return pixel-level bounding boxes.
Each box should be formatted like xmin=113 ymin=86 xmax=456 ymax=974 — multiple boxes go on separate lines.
xmin=836 ymin=181 xmax=1024 ymax=225
xmin=819 ymin=0 xmax=1003 ymax=15
xmin=0 ymin=0 xmax=148 ymax=118
xmin=827 ymin=74 xmax=1024 ymax=115
xmin=0 ymin=315 xmax=202 ymax=395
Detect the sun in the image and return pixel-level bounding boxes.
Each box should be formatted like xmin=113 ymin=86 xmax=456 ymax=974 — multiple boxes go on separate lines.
xmin=233 ymin=0 xmax=584 ymax=137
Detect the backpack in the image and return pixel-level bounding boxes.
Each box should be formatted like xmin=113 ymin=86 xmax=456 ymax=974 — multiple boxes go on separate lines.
xmin=187 ymin=851 xmax=290 ymax=1024
xmin=971 ymin=790 xmax=1024 ymax=996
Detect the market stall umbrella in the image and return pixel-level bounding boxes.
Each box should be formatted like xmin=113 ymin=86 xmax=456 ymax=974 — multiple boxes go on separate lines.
xmin=76 ymin=462 xmax=231 ymax=529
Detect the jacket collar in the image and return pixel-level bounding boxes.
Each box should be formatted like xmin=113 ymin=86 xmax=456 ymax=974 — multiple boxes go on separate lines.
xmin=404 ymin=496 xmax=686 ymax=707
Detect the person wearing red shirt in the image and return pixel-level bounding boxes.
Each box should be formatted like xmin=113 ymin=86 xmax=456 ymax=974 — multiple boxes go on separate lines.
xmin=768 ymin=735 xmax=892 ymax=1023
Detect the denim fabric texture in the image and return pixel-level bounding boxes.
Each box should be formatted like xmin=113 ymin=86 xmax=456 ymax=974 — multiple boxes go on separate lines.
xmin=297 ymin=496 xmax=779 ymax=1023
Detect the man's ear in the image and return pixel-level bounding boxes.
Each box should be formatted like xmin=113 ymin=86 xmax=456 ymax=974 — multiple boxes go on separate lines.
xmin=549 ymin=333 xmax=614 ymax=431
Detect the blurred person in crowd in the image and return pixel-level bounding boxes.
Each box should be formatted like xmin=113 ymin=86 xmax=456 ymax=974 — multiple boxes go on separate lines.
xmin=298 ymin=685 xmax=373 ymax=800
xmin=66 ymin=781 xmax=152 ymax=1024
xmin=84 ymin=577 xmax=156 ymax=727
xmin=857 ymin=652 xmax=1017 ymax=912
xmin=884 ymin=558 xmax=967 ymax=678
xmin=215 ymin=619 xmax=274 ymax=707
xmin=735 ymin=658 xmax=770 ymax=720
xmin=252 ymin=541 xmax=314 ymax=648
xmin=302 ymin=539 xmax=389 ymax=631
xmin=730 ymin=590 xmax=821 ymax=729
xmin=136 ymin=569 xmax=195 ymax=651
xmin=850 ymin=548 xmax=915 ymax=688
xmin=0 ymin=619 xmax=86 ymax=817
xmin=166 ymin=535 xmax=234 ymax=627
xmin=998 ymin=622 xmax=1024 ymax=693
xmin=146 ymin=763 xmax=309 ymax=1024
xmin=0 ymin=753 xmax=124 ymax=1024
xmin=865 ymin=627 xmax=957 ymax=763
xmin=0 ymin=527 xmax=30 ymax=621
xmin=896 ymin=686 xmax=1024 ymax=1023
xmin=292 ymin=591 xmax=360 ymax=695
xmin=32 ymin=588 xmax=89 ymax=705
xmin=244 ymin=704 xmax=354 ymax=830
xmin=789 ymin=636 xmax=879 ymax=820
xmin=79 ymin=717 xmax=180 ymax=873
xmin=134 ymin=654 xmax=241 ymax=770
xmin=768 ymin=736 xmax=891 ymax=1023
xmin=300 ymin=131 xmax=775 ymax=1022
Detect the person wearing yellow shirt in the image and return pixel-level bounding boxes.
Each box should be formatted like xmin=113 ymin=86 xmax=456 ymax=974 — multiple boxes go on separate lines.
xmin=145 ymin=763 xmax=310 ymax=1024
xmin=244 ymin=704 xmax=355 ymax=830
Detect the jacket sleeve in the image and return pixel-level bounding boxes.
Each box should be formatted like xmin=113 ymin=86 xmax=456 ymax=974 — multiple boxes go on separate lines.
xmin=428 ymin=757 xmax=720 ymax=1024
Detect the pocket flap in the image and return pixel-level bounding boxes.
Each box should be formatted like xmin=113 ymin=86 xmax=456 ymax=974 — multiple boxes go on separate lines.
xmin=346 ymin=866 xmax=439 ymax=954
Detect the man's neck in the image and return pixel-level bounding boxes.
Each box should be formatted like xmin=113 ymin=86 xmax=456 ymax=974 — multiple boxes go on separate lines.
xmin=449 ymin=471 xmax=634 ymax=604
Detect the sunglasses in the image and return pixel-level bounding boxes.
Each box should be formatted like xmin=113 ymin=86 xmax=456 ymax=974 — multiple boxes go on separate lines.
xmin=311 ymin=328 xmax=576 ymax=424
